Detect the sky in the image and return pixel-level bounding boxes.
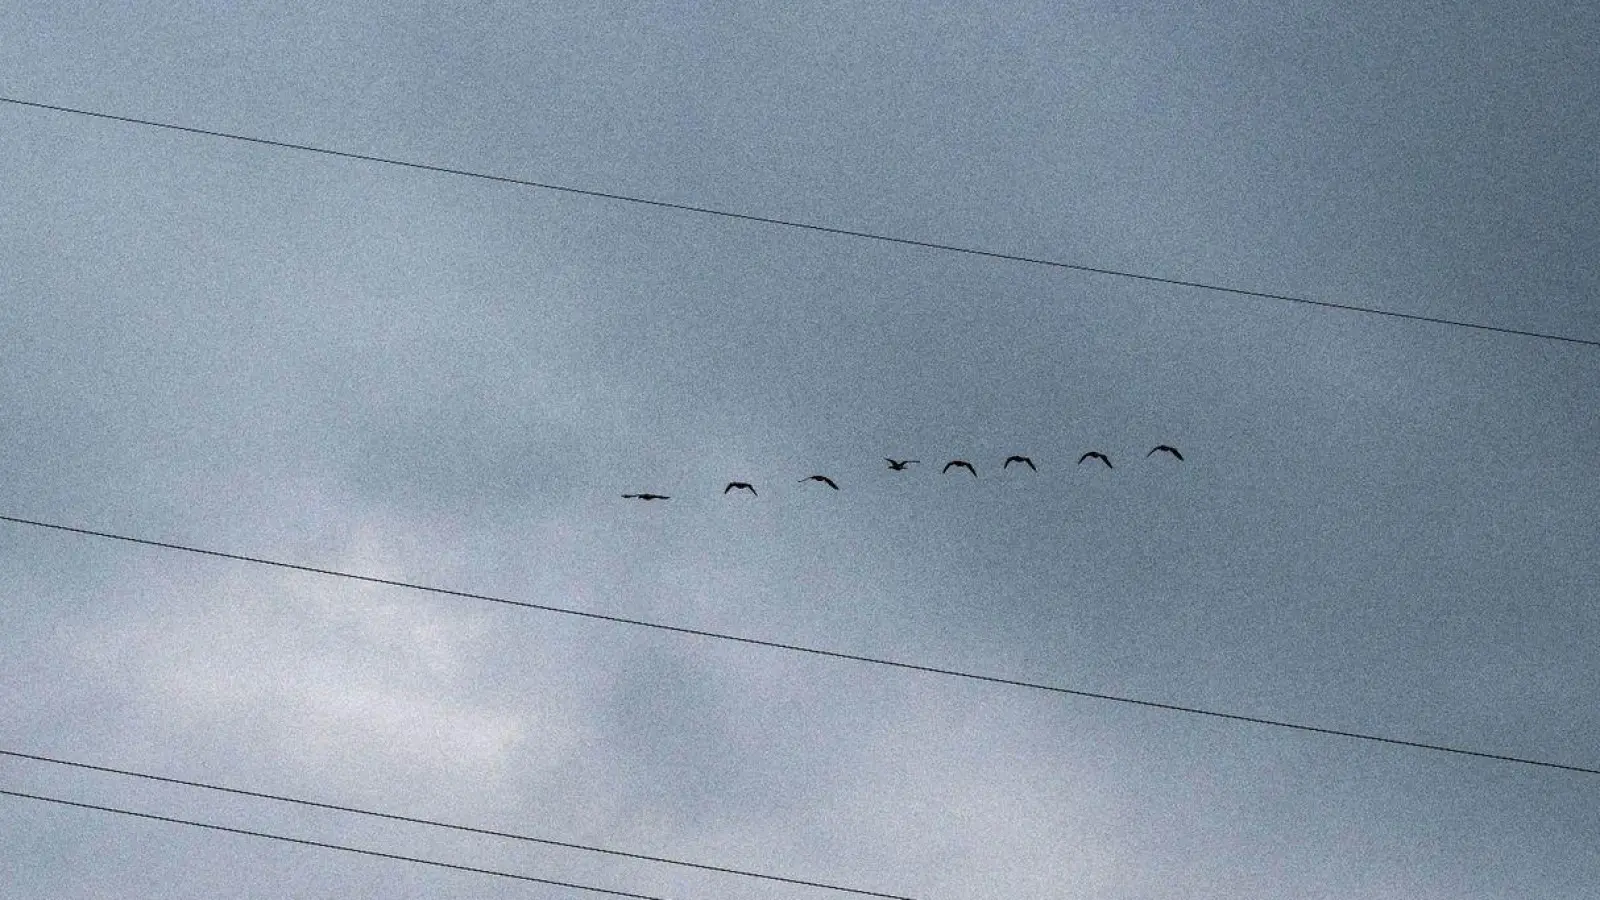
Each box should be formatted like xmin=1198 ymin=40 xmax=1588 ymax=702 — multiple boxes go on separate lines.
xmin=2 ymin=2 xmax=1597 ymax=898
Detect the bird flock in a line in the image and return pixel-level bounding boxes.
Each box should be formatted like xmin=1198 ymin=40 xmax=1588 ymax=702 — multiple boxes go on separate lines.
xmin=623 ymin=445 xmax=1183 ymax=500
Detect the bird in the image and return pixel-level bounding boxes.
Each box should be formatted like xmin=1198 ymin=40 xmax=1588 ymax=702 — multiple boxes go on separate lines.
xmin=942 ymin=460 xmax=977 ymax=477
xmin=884 ymin=458 xmax=920 ymax=470
xmin=1147 ymin=445 xmax=1184 ymax=461
xmin=799 ymin=475 xmax=839 ymax=490
xmin=1003 ymin=455 xmax=1037 ymax=471
xmin=1077 ymin=452 xmax=1112 ymax=469
xmin=622 ymin=493 xmax=670 ymax=500
xmin=723 ymin=482 xmax=757 ymax=496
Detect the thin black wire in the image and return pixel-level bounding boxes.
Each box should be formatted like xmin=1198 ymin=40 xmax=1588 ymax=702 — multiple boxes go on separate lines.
xmin=4 ymin=513 xmax=1595 ymax=777
xmin=2 ymin=95 xmax=1594 ymax=350
xmin=0 ymin=787 xmax=676 ymax=900
xmin=0 ymin=748 xmax=913 ymax=900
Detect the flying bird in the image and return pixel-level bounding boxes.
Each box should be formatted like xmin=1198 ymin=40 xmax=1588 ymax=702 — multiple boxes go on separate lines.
xmin=1077 ymin=452 xmax=1112 ymax=469
xmin=799 ymin=475 xmax=839 ymax=490
xmin=1147 ymin=445 xmax=1184 ymax=461
xmin=1003 ymin=455 xmax=1037 ymax=471
xmin=723 ymin=482 xmax=757 ymax=496
xmin=622 ymin=493 xmax=670 ymax=501
xmin=942 ymin=460 xmax=978 ymax=477
xmin=884 ymin=458 xmax=920 ymax=470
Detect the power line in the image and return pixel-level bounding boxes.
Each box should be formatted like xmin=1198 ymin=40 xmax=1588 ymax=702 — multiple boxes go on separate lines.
xmin=0 ymin=748 xmax=914 ymax=900
xmin=0 ymin=787 xmax=676 ymax=900
xmin=4 ymin=512 xmax=1595 ymax=777
xmin=2 ymin=95 xmax=1594 ymax=350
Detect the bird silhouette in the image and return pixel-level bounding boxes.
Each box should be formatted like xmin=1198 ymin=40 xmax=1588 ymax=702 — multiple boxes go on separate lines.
xmin=884 ymin=458 xmax=920 ymax=470
xmin=799 ymin=475 xmax=839 ymax=490
xmin=1077 ymin=452 xmax=1112 ymax=469
xmin=723 ymin=482 xmax=757 ymax=496
xmin=942 ymin=460 xmax=978 ymax=477
xmin=1003 ymin=455 xmax=1037 ymax=471
xmin=622 ymin=493 xmax=670 ymax=501
xmin=1147 ymin=445 xmax=1184 ymax=461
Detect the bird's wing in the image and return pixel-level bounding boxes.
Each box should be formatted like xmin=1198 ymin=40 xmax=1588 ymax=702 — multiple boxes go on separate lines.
xmin=1025 ymin=459 xmax=1036 ymax=470
xmin=1078 ymin=453 xmax=1091 ymax=464
xmin=1171 ymin=449 xmax=1184 ymax=460
xmin=822 ymin=477 xmax=838 ymax=488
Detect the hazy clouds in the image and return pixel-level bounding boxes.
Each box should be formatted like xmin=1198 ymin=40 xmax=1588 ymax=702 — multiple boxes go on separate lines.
xmin=3 ymin=3 xmax=1598 ymax=899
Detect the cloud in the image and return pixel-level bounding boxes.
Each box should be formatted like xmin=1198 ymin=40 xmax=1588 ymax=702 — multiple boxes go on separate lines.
xmin=51 ymin=516 xmax=566 ymax=810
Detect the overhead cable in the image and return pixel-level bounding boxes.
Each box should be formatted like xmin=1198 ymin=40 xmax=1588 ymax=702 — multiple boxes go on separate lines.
xmin=4 ymin=513 xmax=1594 ymax=777
xmin=2 ymin=95 xmax=1593 ymax=349
xmin=0 ymin=787 xmax=677 ymax=900
xmin=0 ymin=748 xmax=914 ymax=900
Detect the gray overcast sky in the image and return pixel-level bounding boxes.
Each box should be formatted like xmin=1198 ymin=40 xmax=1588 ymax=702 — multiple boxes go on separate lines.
xmin=2 ymin=2 xmax=1597 ymax=898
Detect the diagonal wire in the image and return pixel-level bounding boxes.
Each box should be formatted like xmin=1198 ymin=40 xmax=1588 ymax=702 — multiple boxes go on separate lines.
xmin=1 ymin=95 xmax=1595 ymax=349
xmin=0 ymin=748 xmax=915 ymax=900
xmin=0 ymin=787 xmax=677 ymax=900
xmin=3 ymin=512 xmax=1596 ymax=777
